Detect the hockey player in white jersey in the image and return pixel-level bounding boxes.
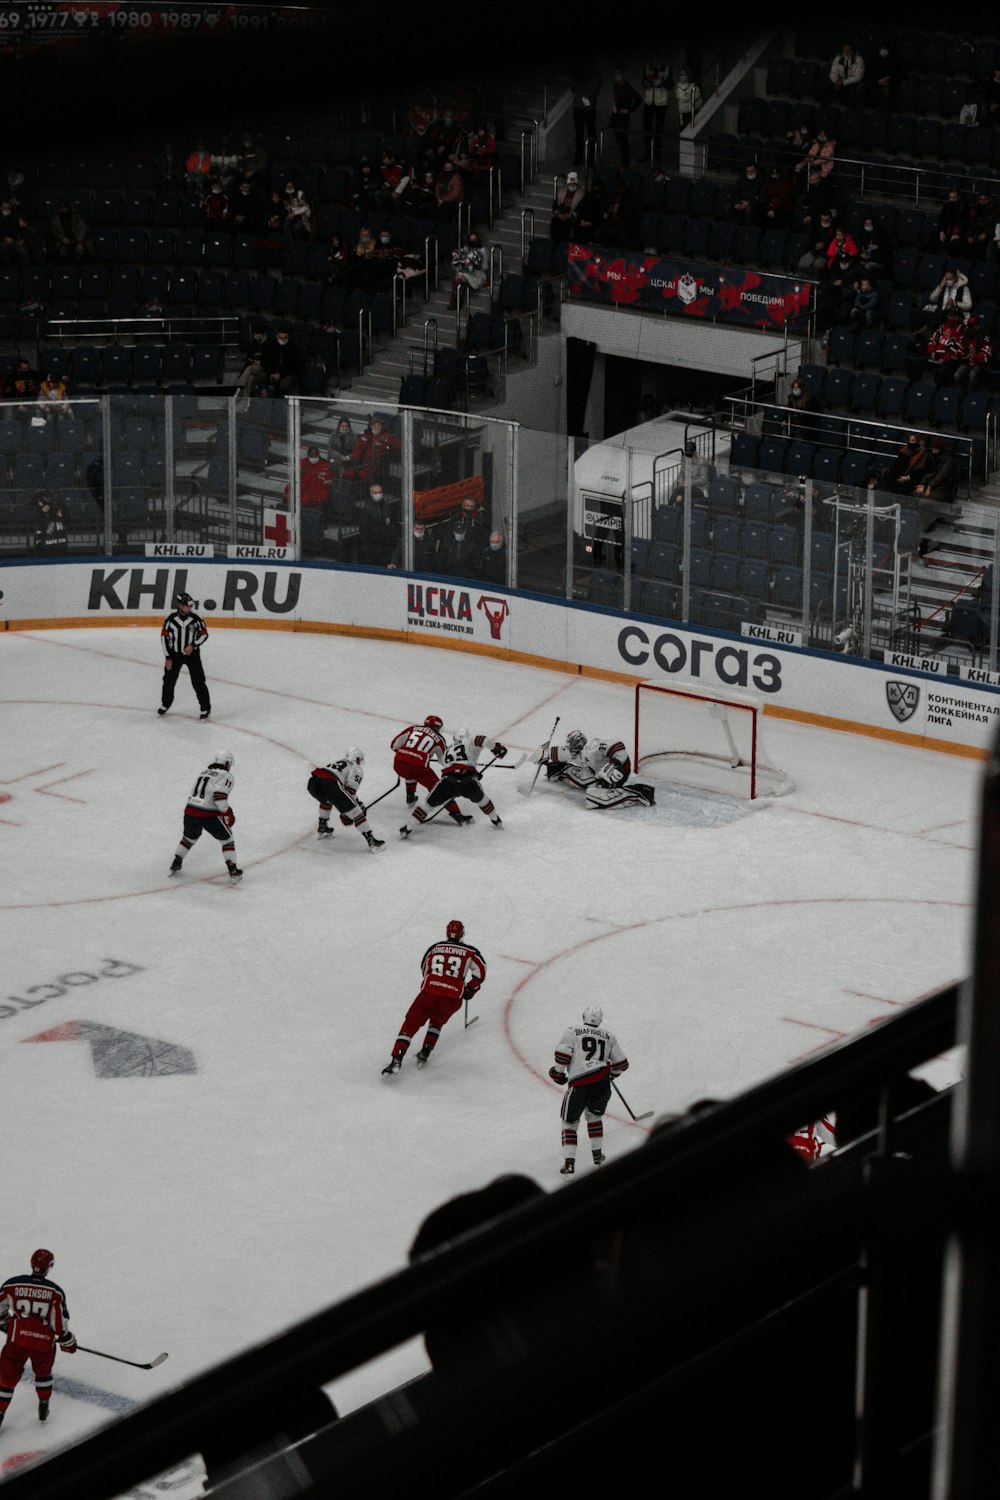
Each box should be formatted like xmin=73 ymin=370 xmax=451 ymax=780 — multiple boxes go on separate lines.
xmin=169 ymin=751 xmax=243 ymax=883
xmin=532 ymin=730 xmax=654 ymax=810
xmin=307 ymin=748 xmax=385 ymax=850
xmin=550 ymin=1006 xmax=630 ymax=1174
xmin=399 ymin=729 xmax=507 ymax=838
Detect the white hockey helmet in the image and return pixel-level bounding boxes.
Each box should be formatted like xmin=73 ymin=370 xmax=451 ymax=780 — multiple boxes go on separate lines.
xmin=451 ymin=728 xmax=469 ymax=748
xmin=566 ymin=729 xmax=586 ymax=756
xmin=346 ymin=746 xmax=364 ymax=765
xmin=582 ymin=1005 xmax=603 ymax=1028
xmin=212 ymin=751 xmax=235 ymax=772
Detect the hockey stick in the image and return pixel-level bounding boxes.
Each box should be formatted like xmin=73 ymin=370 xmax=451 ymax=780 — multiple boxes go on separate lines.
xmin=76 ymin=1344 xmax=169 ymax=1371
xmin=489 ymin=752 xmax=527 ymax=770
xmin=363 ymin=776 xmax=401 ymax=810
xmin=525 ymin=715 xmax=560 ymax=798
xmin=612 ymin=1081 xmax=654 ymax=1122
xmin=420 ymin=756 xmax=503 ymax=825
xmin=464 ymin=995 xmax=479 ymax=1029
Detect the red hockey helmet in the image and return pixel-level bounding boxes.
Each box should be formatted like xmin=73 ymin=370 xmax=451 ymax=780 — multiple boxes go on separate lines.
xmin=446 ymin=919 xmax=465 ymax=942
xmin=424 ymin=715 xmax=444 ymax=732
xmin=31 ymin=1248 xmax=54 ymax=1275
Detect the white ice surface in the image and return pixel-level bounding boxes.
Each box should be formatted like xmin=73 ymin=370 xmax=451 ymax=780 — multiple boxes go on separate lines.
xmin=0 ymin=625 xmax=980 ymax=1486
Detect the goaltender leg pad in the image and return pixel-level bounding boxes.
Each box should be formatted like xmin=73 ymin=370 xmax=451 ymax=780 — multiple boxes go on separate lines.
xmin=586 ymin=782 xmax=656 ymax=810
xmin=562 ymin=765 xmax=597 ymax=789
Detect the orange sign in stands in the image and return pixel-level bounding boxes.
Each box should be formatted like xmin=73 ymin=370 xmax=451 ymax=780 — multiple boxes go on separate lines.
xmin=414 ymin=475 xmax=485 ymax=523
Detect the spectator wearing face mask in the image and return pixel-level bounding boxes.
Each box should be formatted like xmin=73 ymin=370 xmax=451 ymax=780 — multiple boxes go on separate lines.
xmin=260 ymin=326 xmax=304 ymax=396
xmin=784 ymin=377 xmax=821 ymax=440
xmin=389 ymin=521 xmax=440 ymax=571
xmin=286 ymin=446 xmax=334 ymax=510
xmin=450 ymin=232 xmax=487 ymax=308
xmin=478 ymin=529 xmax=508 ymax=585
xmin=202 ymin=180 xmax=229 ymax=226
xmin=357 ymin=481 xmax=400 ymax=567
xmin=440 ymin=514 xmax=480 ymax=579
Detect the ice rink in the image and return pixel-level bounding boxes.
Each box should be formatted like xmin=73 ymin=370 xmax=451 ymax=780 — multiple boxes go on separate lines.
xmin=0 ymin=623 xmax=981 ymax=1487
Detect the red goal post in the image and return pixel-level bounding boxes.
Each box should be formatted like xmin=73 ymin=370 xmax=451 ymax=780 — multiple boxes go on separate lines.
xmin=633 ymin=679 xmax=794 ymax=800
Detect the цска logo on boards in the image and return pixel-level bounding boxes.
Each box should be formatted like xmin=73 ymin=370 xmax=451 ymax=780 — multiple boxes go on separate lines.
xmin=886 ymin=681 xmax=920 ymax=723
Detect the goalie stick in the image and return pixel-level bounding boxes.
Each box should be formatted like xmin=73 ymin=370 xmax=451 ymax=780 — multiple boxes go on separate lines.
xmin=525 ymin=715 xmax=560 ymax=798
xmin=612 ymin=1080 xmax=654 ymax=1123
xmin=76 ymin=1344 xmax=169 ymax=1371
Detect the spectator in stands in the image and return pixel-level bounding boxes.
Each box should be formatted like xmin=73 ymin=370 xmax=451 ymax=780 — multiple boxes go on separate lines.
xmin=323 ymin=232 xmax=350 ymax=286
xmin=572 ymin=73 xmax=600 ymax=166
xmin=434 ymin=159 xmax=465 ymax=221
xmin=31 ymin=493 xmax=68 ymax=554
xmin=389 ymin=520 xmax=440 ymax=572
xmin=184 ymin=140 xmax=213 ymax=193
xmin=732 ymin=161 xmax=765 ymax=227
xmin=440 ymin=513 xmax=481 ymax=578
xmin=286 ymin=447 xmax=333 ymax=511
xmin=260 ymin=326 xmax=304 ymax=396
xmin=848 ymin=275 xmax=881 ymax=329
xmin=202 ymin=180 xmax=229 ymax=227
xmin=914 ymin=437 xmax=958 ymax=548
xmin=797 ymin=208 xmax=837 ymax=273
xmin=450 ymin=231 xmax=487 ymax=308
xmin=964 ymin=190 xmax=997 ymax=259
xmin=329 ymin=416 xmax=355 ymax=473
xmin=609 ymin=68 xmax=642 ymax=166
xmin=425 ymin=108 xmax=464 ymax=171
xmin=830 ymin=40 xmax=865 ymax=105
xmin=50 ymin=199 xmax=94 ymax=260
xmin=872 ymin=41 xmax=897 ymax=112
xmin=641 ymin=58 xmax=673 ymax=164
xmin=345 ymin=413 xmax=401 ymax=490
xmin=235 ymin=349 xmax=267 ymax=401
xmin=231 ymin=177 xmax=266 ymax=233
xmin=761 ymin=165 xmax=793 ymax=228
xmin=555 ymin=170 xmax=585 ymax=218
xmin=954 ymin=314 xmax=994 ymax=390
xmin=370 ymin=226 xmax=406 ymax=292
xmin=922 ymin=307 xmax=968 ymax=384
xmin=374 ymin=150 xmax=407 ymax=215
xmin=795 ymin=125 xmax=836 ymax=186
xmin=347 ymin=225 xmax=379 ymax=292
xmin=921 ymin=267 xmax=972 ymax=328
xmin=283 ymin=178 xmax=313 ymax=242
xmin=675 ymin=67 xmax=702 ymax=131
xmin=550 ymin=198 xmax=576 ymax=245
xmin=350 ymin=158 xmax=378 ymax=217
xmin=0 ymin=200 xmax=30 ymax=264
xmin=478 ymin=529 xmax=508 ymax=585
xmin=236 ymin=130 xmax=268 ymax=185
xmin=857 ymin=214 xmax=892 ymax=279
xmin=595 ymin=174 xmax=636 ymax=248
xmin=825 ymin=224 xmax=858 ymax=269
xmin=356 ymin=480 xmax=400 ymax=567
xmin=883 ymin=432 xmax=929 ymax=495
xmin=936 ymin=188 xmax=969 ymax=249
xmin=468 ymin=124 xmax=498 ymax=174
xmin=210 ymin=135 xmax=240 ymax=189
xmin=37 ymin=373 xmax=72 ymax=419
xmin=667 ymin=440 xmax=712 ymax=503
xmin=400 ymin=169 xmax=438 ymax=217
xmin=784 ymin=377 xmax=821 ymax=440
xmin=10 ymin=357 xmax=40 ymax=413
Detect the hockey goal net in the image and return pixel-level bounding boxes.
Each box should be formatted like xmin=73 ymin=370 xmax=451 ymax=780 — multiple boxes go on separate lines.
xmin=633 ymin=679 xmax=795 ymax=799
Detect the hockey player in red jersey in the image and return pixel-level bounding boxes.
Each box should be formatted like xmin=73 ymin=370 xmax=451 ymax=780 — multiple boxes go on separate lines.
xmin=399 ymin=729 xmax=507 ymax=839
xmin=390 ymin=714 xmax=469 ymax=825
xmin=382 ymin=919 xmax=486 ymax=1075
xmin=550 ymin=1006 xmax=629 ymax=1174
xmin=0 ymin=1250 xmax=76 ymax=1429
xmin=168 ymin=750 xmax=243 ymax=883
xmin=306 ymin=748 xmax=385 ymax=851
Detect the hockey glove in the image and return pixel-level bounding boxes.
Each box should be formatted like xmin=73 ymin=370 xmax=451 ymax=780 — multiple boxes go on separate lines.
xmin=463 ymin=981 xmax=480 ymax=1000
xmin=223 ymin=807 xmax=236 ymax=828
xmin=600 ymin=762 xmax=625 ymax=786
xmin=549 ymin=1066 xmax=567 ymax=1085
xmin=58 ymin=1333 xmax=77 ymax=1354
xmin=493 ymin=742 xmax=507 ymax=758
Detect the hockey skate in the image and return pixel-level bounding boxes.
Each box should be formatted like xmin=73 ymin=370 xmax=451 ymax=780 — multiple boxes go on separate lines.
xmin=317 ymin=822 xmax=333 ymax=839
xmin=415 ymin=1046 xmax=432 ymax=1068
xmin=592 ymin=1151 xmax=606 ymax=1166
xmin=490 ymin=815 xmax=503 ymax=828
xmin=169 ymin=856 xmax=183 ymax=876
xmin=364 ymin=831 xmax=385 ymax=851
xmin=199 ymin=709 xmax=211 ymax=720
xmin=227 ymin=862 xmax=243 ymax=884
xmin=559 ymin=1159 xmax=575 ymax=1176
xmin=450 ymin=812 xmax=473 ymax=826
xmin=157 ymin=706 xmax=168 ymax=717
xmin=406 ymin=791 xmax=418 ymax=806
xmin=382 ymin=1058 xmax=402 ymax=1077
xmin=398 ymin=824 xmax=412 ymax=840
xmin=38 ymin=1402 xmax=48 ymax=1422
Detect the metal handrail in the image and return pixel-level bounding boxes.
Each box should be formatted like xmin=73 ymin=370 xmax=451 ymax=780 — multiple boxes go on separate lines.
xmin=488 ymin=245 xmax=503 ymax=312
xmin=392 ymin=272 xmax=406 ymax=337
xmin=358 ymin=306 xmax=371 ymax=373
xmin=520 ymin=208 xmax=535 ymax=268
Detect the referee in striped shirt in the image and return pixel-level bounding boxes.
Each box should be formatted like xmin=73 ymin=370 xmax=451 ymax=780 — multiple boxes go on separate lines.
xmin=158 ymin=592 xmax=212 ymax=719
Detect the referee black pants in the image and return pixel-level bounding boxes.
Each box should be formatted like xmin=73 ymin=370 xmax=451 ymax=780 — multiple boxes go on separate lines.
xmin=162 ymin=652 xmax=211 ymax=712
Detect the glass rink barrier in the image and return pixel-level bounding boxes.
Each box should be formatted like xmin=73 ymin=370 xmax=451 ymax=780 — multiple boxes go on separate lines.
xmin=3 ymin=389 xmax=1000 ymax=677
